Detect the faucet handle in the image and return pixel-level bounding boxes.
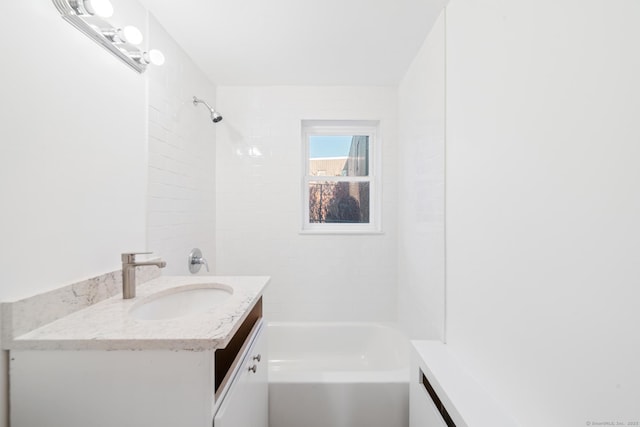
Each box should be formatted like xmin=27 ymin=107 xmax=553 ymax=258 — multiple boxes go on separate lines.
xmin=121 ymin=252 xmax=153 ymax=263
xmin=200 ymin=257 xmax=210 ymax=272
xmin=188 ymin=248 xmax=209 ymax=274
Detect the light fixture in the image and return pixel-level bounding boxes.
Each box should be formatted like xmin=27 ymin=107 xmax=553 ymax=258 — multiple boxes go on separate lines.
xmin=82 ymin=0 xmax=113 ymax=17
xmin=101 ymin=25 xmax=144 ymax=45
xmin=132 ymin=49 xmax=165 ymax=66
xmin=67 ymin=0 xmax=113 ymax=17
xmin=52 ymin=0 xmax=164 ymax=73
xmin=146 ymin=50 xmax=165 ymax=66
xmin=121 ymin=26 xmax=143 ymax=45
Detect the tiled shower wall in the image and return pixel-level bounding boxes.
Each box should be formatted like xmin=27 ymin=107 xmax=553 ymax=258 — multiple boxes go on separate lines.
xmin=146 ymin=15 xmax=217 ymax=275
xmin=215 ymin=86 xmax=398 ymax=321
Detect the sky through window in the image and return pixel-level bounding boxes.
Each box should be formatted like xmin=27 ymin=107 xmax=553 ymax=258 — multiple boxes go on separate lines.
xmin=309 ymin=135 xmax=353 ymax=158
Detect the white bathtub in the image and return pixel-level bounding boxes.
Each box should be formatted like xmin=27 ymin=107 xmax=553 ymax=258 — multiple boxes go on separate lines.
xmin=268 ymin=322 xmax=410 ymax=427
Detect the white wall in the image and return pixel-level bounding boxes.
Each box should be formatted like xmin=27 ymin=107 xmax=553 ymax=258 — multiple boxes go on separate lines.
xmin=0 ymin=1 xmax=148 ymax=300
xmin=0 ymin=1 xmax=149 ymax=425
xmin=146 ymin=15 xmax=217 ymax=275
xmin=445 ymin=0 xmax=640 ymax=425
xmin=215 ymin=86 xmax=398 ymax=321
xmin=397 ymin=10 xmax=446 ymax=340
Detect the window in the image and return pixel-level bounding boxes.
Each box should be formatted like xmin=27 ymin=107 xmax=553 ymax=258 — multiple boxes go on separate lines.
xmin=302 ymin=120 xmax=381 ymax=233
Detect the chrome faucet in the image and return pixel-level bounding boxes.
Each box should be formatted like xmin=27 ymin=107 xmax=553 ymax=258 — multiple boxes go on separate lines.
xmin=121 ymin=252 xmax=167 ymax=299
xmin=188 ymin=248 xmax=210 ymax=274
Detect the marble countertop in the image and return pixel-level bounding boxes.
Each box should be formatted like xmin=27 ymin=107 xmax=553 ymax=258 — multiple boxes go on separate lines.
xmin=6 ymin=276 xmax=270 ymax=351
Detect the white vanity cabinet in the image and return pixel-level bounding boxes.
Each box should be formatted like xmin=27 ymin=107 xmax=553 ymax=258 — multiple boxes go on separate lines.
xmin=214 ymin=320 xmax=267 ymax=427
xmin=10 ymin=300 xmax=267 ymax=427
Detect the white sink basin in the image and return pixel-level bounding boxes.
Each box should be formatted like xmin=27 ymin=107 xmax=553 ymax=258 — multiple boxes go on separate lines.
xmin=129 ymin=284 xmax=233 ymax=321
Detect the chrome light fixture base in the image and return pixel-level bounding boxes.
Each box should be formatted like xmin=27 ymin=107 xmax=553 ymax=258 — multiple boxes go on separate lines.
xmin=52 ymin=0 xmax=162 ymax=73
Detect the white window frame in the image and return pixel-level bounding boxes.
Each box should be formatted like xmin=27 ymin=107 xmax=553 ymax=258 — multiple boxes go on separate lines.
xmin=301 ymin=120 xmax=382 ymax=234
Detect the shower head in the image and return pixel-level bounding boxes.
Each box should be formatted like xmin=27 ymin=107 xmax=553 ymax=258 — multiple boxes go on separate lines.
xmin=210 ymin=110 xmax=223 ymax=123
xmin=193 ymin=96 xmax=223 ymax=123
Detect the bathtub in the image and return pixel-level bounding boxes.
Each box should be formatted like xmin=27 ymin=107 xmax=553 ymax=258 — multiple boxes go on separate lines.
xmin=268 ymin=322 xmax=410 ymax=427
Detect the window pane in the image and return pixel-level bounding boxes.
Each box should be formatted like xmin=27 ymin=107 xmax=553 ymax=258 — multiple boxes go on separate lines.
xmin=308 ymin=181 xmax=370 ymax=223
xmin=309 ymin=135 xmax=369 ymax=177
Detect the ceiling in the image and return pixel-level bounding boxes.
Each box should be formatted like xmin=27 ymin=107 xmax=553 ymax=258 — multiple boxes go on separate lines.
xmin=139 ymin=0 xmax=446 ymax=86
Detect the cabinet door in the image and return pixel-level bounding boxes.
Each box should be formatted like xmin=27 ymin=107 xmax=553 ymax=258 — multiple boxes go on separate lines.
xmin=214 ymin=322 xmax=268 ymax=427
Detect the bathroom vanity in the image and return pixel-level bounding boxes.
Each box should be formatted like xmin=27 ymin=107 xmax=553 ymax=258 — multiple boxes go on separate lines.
xmin=3 ymin=275 xmax=270 ymax=427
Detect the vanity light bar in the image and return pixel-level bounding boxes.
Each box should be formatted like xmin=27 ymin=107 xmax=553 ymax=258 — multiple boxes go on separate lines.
xmin=51 ymin=0 xmax=164 ymax=73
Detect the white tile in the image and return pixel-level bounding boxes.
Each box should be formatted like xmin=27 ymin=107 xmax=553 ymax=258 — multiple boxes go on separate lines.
xmin=146 ymin=15 xmax=216 ymax=277
xmin=216 ymin=86 xmax=398 ymax=321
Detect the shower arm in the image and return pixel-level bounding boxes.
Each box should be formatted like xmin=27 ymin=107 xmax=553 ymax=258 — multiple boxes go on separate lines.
xmin=193 ymin=96 xmax=214 ymax=111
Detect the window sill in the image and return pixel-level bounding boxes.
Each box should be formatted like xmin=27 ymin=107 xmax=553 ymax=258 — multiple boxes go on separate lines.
xmin=299 ymin=229 xmax=384 ymax=236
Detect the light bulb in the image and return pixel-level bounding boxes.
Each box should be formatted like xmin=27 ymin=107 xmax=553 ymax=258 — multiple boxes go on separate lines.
xmin=83 ymin=0 xmax=113 ymax=18
xmin=121 ymin=26 xmax=143 ymax=45
xmin=132 ymin=50 xmax=165 ymax=66
xmin=146 ymin=49 xmax=165 ymax=66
